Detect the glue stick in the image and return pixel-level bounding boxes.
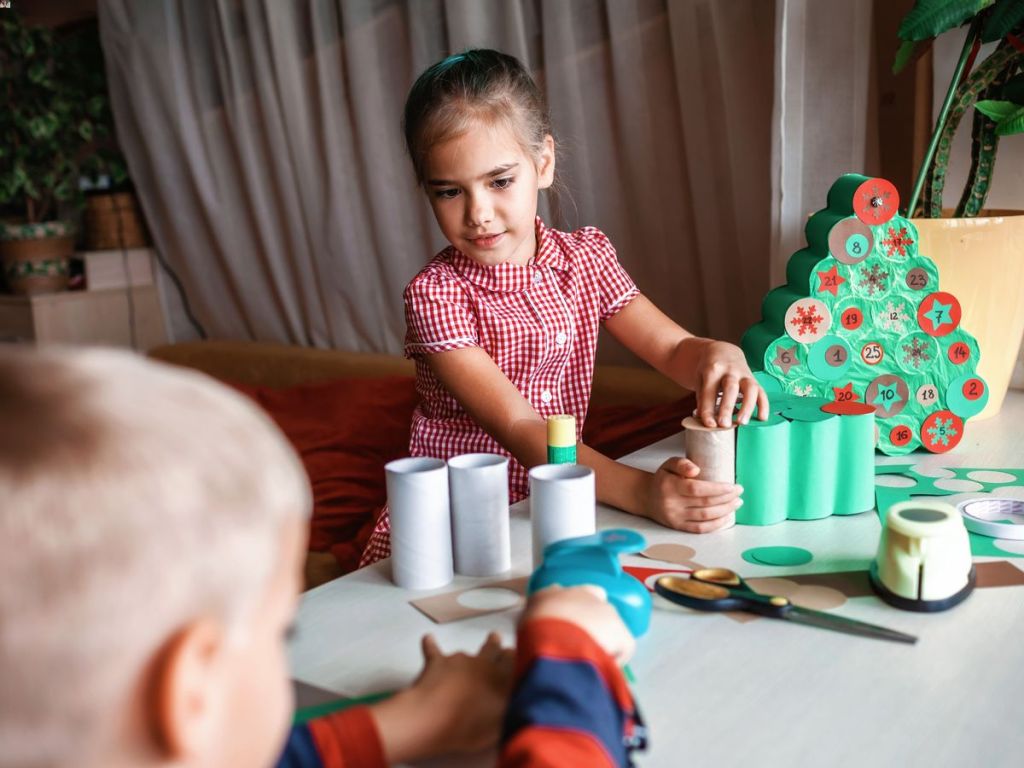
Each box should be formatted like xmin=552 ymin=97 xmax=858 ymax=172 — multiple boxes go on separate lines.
xmin=546 ymin=414 xmax=576 ymax=464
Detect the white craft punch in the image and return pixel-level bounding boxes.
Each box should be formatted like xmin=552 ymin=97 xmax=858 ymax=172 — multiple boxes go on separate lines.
xmin=870 ymin=500 xmax=975 ymax=612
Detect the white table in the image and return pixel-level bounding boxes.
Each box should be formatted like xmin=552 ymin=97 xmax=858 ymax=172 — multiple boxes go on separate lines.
xmin=289 ymin=392 xmax=1024 ymax=768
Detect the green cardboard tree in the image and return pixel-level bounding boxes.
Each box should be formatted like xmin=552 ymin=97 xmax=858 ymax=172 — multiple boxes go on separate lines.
xmin=742 ymin=174 xmax=988 ymax=455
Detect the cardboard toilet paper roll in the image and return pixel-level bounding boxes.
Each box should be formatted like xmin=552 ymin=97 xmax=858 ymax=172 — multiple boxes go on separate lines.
xmin=529 ymin=464 xmax=596 ymax=567
xmin=386 ymin=457 xmax=453 ymax=590
xmin=682 ymin=416 xmax=736 ymax=484
xmin=448 ymin=453 xmax=511 ymax=577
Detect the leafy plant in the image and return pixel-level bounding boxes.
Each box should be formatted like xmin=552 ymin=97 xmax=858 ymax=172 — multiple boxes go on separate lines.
xmin=895 ymin=0 xmax=1024 ymax=218
xmin=0 ymin=13 xmax=127 ymax=225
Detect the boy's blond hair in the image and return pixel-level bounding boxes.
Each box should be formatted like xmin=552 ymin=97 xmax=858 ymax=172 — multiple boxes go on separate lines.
xmin=0 ymin=347 xmax=311 ymax=767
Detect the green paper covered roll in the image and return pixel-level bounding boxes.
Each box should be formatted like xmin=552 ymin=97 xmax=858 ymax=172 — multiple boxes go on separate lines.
xmin=831 ymin=406 xmax=876 ymax=515
xmin=786 ymin=249 xmax=830 ymax=294
xmin=740 ymin=322 xmax=778 ymax=371
xmin=760 ymin=285 xmax=807 ymax=330
xmin=734 ymin=413 xmax=789 ymax=526
xmin=781 ymin=406 xmax=840 ymax=520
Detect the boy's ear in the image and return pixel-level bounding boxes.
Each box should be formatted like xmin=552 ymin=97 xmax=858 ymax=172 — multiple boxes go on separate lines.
xmin=537 ymin=134 xmax=555 ymax=189
xmin=150 ymin=618 xmax=228 ymax=760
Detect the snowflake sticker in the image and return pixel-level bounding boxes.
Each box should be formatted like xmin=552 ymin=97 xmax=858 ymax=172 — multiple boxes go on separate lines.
xmin=793 ymin=384 xmax=814 ymax=397
xmin=784 ymin=298 xmax=831 ymax=344
xmin=921 ymin=410 xmax=964 ymax=453
xmin=900 ymin=335 xmax=934 ymax=370
xmin=856 ymin=263 xmax=891 ymax=297
xmin=881 ymin=301 xmax=908 ymax=334
xmin=881 ymin=225 xmax=914 ymax=258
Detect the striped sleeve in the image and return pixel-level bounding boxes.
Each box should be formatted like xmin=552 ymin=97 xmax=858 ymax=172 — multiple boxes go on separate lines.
xmin=500 ymin=618 xmax=643 ymax=768
xmin=275 ymin=707 xmax=386 ymax=768
xmin=577 ymin=228 xmax=639 ymax=322
xmin=403 ymin=270 xmax=479 ymax=358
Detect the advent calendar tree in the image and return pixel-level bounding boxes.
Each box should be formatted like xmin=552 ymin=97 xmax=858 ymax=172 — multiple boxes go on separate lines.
xmin=742 ymin=174 xmax=987 ymax=455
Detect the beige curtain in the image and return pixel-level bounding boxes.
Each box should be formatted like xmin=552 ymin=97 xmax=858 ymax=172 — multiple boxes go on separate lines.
xmin=100 ymin=0 xmax=873 ymax=363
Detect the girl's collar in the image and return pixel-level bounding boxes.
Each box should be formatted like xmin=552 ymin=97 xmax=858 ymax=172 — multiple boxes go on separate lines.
xmin=446 ymin=218 xmax=569 ymax=293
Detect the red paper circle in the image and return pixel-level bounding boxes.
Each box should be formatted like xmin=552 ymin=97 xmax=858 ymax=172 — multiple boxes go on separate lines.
xmin=889 ymin=424 xmax=913 ymax=447
xmin=947 ymin=341 xmax=971 ymax=364
xmin=822 ymin=401 xmax=875 ymax=416
xmin=916 ymin=292 xmax=962 ymax=337
xmin=962 ymin=378 xmax=985 ymax=401
xmin=841 ymin=307 xmax=864 ymax=331
xmin=920 ymin=410 xmax=964 ymax=453
xmin=854 ymin=178 xmax=899 ymax=225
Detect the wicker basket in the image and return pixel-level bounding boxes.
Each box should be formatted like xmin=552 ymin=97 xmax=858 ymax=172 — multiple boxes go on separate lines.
xmin=85 ymin=192 xmax=150 ymax=250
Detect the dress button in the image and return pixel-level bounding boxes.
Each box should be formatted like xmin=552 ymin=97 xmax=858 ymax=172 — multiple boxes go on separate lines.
xmin=540 ymin=390 xmax=553 ymax=404
xmin=532 ymin=271 xmax=543 ymax=285
xmin=555 ymin=331 xmax=567 ymax=346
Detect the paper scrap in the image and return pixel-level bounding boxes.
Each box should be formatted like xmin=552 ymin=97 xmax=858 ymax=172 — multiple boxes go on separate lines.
xmin=742 ymin=546 xmax=814 ymax=567
xmin=409 ymin=576 xmax=527 ymax=624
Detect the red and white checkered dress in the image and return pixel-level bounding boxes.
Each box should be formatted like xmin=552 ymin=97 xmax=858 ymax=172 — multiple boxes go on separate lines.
xmin=360 ymin=218 xmax=639 ymax=566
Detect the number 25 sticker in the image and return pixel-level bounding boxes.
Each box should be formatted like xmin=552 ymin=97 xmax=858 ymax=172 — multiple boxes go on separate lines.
xmin=861 ymin=342 xmax=884 ymax=366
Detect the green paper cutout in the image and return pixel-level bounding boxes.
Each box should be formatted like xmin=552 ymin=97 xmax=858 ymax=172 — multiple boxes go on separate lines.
xmin=293 ymin=690 xmax=393 ymax=725
xmin=873 ymin=465 xmax=1024 ymax=558
xmin=741 ymin=174 xmax=987 ymax=456
xmin=735 ymin=413 xmax=790 ymax=526
xmin=742 ymin=546 xmax=814 ymax=567
xmin=786 ymin=409 xmax=839 ymax=520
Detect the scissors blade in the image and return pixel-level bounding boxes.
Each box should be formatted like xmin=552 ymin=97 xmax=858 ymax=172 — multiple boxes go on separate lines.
xmin=783 ymin=606 xmax=917 ymax=645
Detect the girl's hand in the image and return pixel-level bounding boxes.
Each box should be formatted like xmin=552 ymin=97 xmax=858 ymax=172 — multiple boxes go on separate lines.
xmin=694 ymin=340 xmax=768 ymax=428
xmin=643 ymin=457 xmax=742 ymax=533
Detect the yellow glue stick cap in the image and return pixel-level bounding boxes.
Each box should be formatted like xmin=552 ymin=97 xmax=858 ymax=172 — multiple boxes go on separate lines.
xmin=547 ymin=414 xmax=576 ymax=448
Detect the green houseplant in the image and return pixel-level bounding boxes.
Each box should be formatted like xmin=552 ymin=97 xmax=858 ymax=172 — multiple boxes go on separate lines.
xmin=0 ymin=13 xmax=126 ymax=294
xmin=894 ymin=0 xmax=1024 ymax=419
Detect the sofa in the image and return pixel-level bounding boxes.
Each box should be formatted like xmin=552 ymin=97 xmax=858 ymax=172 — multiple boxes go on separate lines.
xmin=149 ymin=340 xmax=693 ymax=588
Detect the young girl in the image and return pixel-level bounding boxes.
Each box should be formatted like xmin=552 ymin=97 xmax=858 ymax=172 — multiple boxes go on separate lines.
xmin=362 ymin=49 xmax=767 ymax=565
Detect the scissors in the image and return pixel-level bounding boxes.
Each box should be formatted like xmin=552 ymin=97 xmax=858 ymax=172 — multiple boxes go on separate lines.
xmin=654 ymin=568 xmax=917 ymax=645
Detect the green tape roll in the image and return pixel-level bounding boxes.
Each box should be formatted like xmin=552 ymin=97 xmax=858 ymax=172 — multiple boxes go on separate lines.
xmin=782 ymin=407 xmax=840 ymax=520
xmin=735 ymin=413 xmax=790 ymax=526
xmin=833 ymin=410 xmax=876 ymax=515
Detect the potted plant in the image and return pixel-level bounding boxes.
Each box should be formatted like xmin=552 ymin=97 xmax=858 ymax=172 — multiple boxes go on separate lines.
xmin=0 ymin=13 xmax=123 ymax=294
xmin=895 ymin=0 xmax=1024 ymax=419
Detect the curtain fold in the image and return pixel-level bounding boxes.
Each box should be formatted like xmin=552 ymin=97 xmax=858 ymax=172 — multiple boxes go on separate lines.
xmin=100 ymin=0 xmax=873 ymax=363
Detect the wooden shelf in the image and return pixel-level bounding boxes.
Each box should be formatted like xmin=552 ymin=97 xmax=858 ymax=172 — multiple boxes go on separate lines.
xmin=0 ymin=286 xmax=169 ymax=350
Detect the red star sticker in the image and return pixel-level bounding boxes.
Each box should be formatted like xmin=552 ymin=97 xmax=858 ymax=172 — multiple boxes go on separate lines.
xmin=832 ymin=383 xmax=860 ymax=403
xmin=817 ymin=265 xmax=846 ymax=297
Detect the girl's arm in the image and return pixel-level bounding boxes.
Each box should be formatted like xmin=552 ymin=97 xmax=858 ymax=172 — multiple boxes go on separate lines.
xmin=426 ymin=348 xmax=740 ymax=532
xmin=603 ymin=295 xmax=768 ymax=428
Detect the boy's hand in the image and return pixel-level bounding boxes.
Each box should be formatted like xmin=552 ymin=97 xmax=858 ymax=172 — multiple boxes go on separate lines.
xmin=643 ymin=457 xmax=741 ymax=533
xmin=522 ymin=585 xmax=635 ymax=665
xmin=369 ymin=632 xmax=514 ymax=763
xmin=693 ymin=340 xmax=768 ymax=428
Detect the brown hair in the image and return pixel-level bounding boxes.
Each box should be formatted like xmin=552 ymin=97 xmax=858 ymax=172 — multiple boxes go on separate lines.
xmin=403 ymin=49 xmax=553 ymax=185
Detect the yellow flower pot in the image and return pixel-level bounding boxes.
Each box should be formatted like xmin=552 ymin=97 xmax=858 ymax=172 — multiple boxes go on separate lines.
xmin=912 ymin=211 xmax=1024 ymax=420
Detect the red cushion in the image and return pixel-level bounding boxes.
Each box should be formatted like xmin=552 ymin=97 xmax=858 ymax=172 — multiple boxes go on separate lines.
xmin=233 ymin=375 xmax=692 ymax=576
xmin=232 ymin=377 xmax=419 ymax=574
xmin=583 ymin=396 xmax=694 ymax=459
